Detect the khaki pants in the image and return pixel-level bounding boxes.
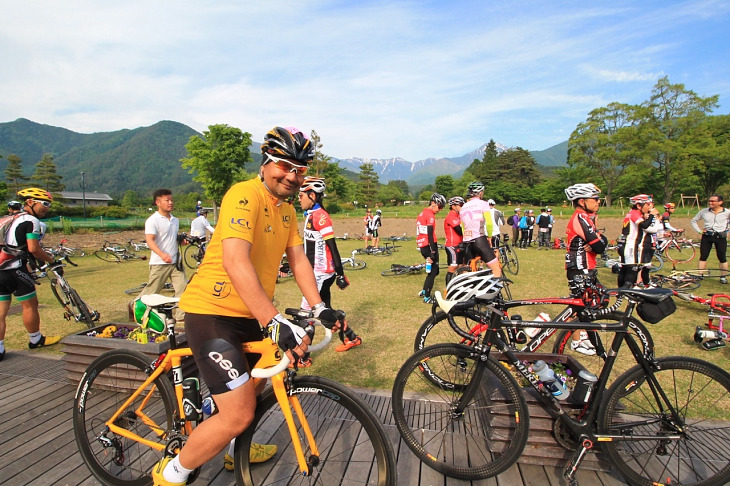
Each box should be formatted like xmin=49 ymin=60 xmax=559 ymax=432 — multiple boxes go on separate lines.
xmin=140 ymin=264 xmax=187 ymax=321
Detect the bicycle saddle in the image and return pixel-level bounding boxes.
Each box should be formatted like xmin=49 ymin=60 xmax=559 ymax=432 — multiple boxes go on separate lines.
xmin=140 ymin=294 xmax=180 ymax=307
xmin=614 ymin=287 xmax=673 ymax=304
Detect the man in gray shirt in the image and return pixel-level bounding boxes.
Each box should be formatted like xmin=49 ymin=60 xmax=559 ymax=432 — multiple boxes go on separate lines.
xmin=691 ymin=194 xmax=730 ymax=283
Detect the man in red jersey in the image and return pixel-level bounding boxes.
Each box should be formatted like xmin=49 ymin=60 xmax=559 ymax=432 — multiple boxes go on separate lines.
xmin=443 ymin=196 xmax=465 ymax=286
xmin=417 ymin=193 xmax=447 ymax=303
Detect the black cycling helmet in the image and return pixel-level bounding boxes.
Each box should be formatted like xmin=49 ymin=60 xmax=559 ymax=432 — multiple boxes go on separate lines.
xmin=261 ymin=126 xmax=315 ymax=165
xmin=7 ymin=200 xmax=22 ymax=211
xmin=430 ymin=193 xmax=447 ymax=209
xmin=448 ymin=196 xmax=465 ymax=207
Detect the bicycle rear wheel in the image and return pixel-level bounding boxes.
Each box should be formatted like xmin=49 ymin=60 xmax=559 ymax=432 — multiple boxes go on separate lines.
xmin=235 ymin=375 xmax=397 ymax=485
xmin=344 ymin=258 xmax=367 ymax=270
xmin=665 ymin=240 xmax=696 ymax=264
xmin=183 ymin=244 xmax=201 ymax=269
xmin=391 ymin=343 xmax=529 ymax=480
xmin=503 ymin=245 xmax=519 ymax=275
xmin=94 ymin=249 xmax=121 ymax=262
xmin=50 ymin=278 xmax=96 ymax=327
xmin=599 ymin=357 xmax=730 ymax=486
xmin=73 ymin=349 xmax=177 ymax=486
xmin=381 ymin=265 xmax=408 ymax=276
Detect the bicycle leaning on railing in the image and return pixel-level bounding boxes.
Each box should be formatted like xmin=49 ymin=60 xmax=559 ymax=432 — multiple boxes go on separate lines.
xmin=72 ymin=295 xmax=397 ymax=485
xmin=35 ymin=256 xmax=100 ymax=328
xmin=392 ymin=285 xmax=730 ymax=486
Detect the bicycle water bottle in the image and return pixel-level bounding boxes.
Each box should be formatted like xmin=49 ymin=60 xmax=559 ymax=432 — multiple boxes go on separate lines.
xmin=532 ymin=360 xmax=569 ymax=401
xmin=425 ymin=260 xmax=432 ymax=273
xmin=525 ymin=312 xmax=550 ymax=338
xmin=182 ymin=377 xmax=202 ymax=421
xmin=202 ymin=395 xmax=217 ymax=416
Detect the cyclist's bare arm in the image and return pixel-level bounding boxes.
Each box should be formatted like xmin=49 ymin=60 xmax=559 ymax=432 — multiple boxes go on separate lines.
xmin=145 ymin=233 xmax=172 ymax=263
xmin=27 ymin=237 xmax=54 ymax=264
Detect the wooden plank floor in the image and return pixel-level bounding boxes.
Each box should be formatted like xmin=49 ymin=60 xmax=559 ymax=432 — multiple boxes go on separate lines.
xmin=0 ymin=353 xmax=627 ymax=485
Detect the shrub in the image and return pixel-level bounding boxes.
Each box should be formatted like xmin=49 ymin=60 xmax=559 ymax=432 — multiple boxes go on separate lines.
xmin=61 ymin=217 xmax=75 ymax=234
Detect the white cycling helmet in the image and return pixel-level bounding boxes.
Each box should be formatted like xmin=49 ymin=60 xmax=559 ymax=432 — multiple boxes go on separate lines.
xmin=299 ymin=176 xmax=326 ymax=194
xmin=564 ymin=183 xmax=601 ymax=201
xmin=445 ymin=269 xmax=503 ymax=302
xmin=487 ymin=199 xmax=496 ymax=205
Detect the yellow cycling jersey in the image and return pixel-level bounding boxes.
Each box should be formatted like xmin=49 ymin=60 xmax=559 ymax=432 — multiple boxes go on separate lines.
xmin=179 ymin=177 xmax=302 ymax=318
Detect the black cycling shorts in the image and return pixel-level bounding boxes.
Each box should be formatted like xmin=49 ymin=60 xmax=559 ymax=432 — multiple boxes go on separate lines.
xmin=0 ymin=266 xmax=37 ymax=301
xmin=464 ymin=236 xmax=497 ymax=264
xmin=445 ymin=245 xmax=463 ymax=266
xmin=184 ymin=313 xmax=265 ymax=395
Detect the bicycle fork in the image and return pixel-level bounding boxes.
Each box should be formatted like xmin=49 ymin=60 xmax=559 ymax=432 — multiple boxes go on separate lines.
xmin=270 ymin=373 xmax=320 ymax=476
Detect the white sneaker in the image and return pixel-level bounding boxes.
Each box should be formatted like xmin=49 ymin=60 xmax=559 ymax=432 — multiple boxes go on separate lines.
xmin=571 ymin=334 xmax=596 ymax=356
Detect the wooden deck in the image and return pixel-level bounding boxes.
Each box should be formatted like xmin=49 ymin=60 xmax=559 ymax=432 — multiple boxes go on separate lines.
xmin=0 ymin=352 xmax=628 ymax=485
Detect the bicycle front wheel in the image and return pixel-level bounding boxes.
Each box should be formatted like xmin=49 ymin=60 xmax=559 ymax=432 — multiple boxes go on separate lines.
xmin=391 ymin=343 xmax=529 ymax=480
xmin=73 ymin=349 xmax=177 ymax=486
xmin=381 ymin=265 xmax=407 ymax=276
xmin=599 ymin=357 xmax=730 ymax=486
xmin=414 ymin=309 xmax=488 ymax=351
xmin=665 ymin=240 xmax=696 ymax=264
xmin=345 ymin=258 xmax=367 ymax=270
xmin=69 ymin=287 xmax=98 ymax=327
xmin=502 ymin=246 xmax=519 ymax=275
xmin=234 ymin=375 xmax=397 ymax=486
xmin=94 ymin=249 xmax=121 ymax=263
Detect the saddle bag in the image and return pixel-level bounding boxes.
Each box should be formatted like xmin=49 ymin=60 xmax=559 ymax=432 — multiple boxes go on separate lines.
xmin=637 ymin=295 xmax=677 ymax=324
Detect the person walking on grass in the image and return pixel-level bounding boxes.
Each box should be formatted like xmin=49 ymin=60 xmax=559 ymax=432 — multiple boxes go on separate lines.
xmin=0 ymin=188 xmax=61 ymax=362
xmin=152 ymin=126 xmax=344 ymax=485
xmin=691 ymin=194 xmax=730 ymax=284
xmin=141 ymin=189 xmax=186 ymax=322
xmin=417 ymin=193 xmax=447 ymax=303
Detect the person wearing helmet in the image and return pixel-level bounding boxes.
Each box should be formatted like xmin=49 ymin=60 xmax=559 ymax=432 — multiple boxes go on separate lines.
xmin=460 ymin=182 xmax=502 ymax=278
xmin=507 ymin=207 xmax=521 ymax=246
xmin=444 ymin=196 xmax=465 ymax=285
xmin=691 ymin=194 xmax=730 ymax=284
xmin=6 ymin=201 xmax=22 ymax=215
xmin=0 ymin=188 xmax=60 ymax=362
xmin=416 ymin=193 xmax=447 ymax=303
xmin=370 ymin=208 xmax=383 ymax=249
xmin=195 ymin=200 xmax=203 ymax=216
xmin=159 ymin=127 xmax=343 ymax=485
xmin=363 ymin=208 xmax=373 ymax=248
xmin=189 ymin=209 xmax=215 ymax=239
xmin=140 ymin=189 xmax=187 ymax=322
xmin=618 ymin=193 xmax=661 ymax=288
xmin=660 ymin=202 xmax=682 ymax=234
xmin=298 ymin=176 xmax=360 ymax=359
xmin=487 ymin=199 xmax=504 ymax=247
xmin=518 ymin=209 xmax=536 ymax=248
xmin=564 ymin=183 xmax=608 ymax=355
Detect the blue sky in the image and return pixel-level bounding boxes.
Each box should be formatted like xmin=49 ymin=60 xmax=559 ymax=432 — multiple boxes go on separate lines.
xmin=1 ymin=0 xmax=728 ymax=161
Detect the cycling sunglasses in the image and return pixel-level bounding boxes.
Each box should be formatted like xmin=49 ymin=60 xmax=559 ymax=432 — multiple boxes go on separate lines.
xmin=266 ymin=154 xmax=309 ymax=176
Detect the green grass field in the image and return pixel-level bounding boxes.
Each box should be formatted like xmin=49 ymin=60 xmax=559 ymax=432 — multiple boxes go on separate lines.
xmin=6 ymin=237 xmax=729 ymax=392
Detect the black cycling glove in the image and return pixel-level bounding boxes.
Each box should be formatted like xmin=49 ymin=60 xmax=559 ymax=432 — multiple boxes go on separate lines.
xmin=266 ymin=314 xmax=306 ymax=353
xmin=336 ymin=275 xmax=350 ymax=290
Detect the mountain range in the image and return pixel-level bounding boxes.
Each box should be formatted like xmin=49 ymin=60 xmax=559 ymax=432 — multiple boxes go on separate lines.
xmin=0 ymin=118 xmax=568 ymax=198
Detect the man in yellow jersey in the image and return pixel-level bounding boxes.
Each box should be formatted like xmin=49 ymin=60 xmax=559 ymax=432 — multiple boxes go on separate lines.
xmin=152 ymin=126 xmax=341 ymax=485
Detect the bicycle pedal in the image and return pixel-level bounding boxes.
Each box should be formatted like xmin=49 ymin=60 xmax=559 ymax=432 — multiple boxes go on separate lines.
xmin=701 ymin=338 xmax=726 ymax=350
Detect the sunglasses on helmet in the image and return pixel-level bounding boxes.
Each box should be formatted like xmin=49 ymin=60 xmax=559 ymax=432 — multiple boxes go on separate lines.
xmin=266 ymin=154 xmax=308 ymax=176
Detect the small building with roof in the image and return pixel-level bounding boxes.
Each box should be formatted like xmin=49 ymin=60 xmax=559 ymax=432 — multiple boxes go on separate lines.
xmin=59 ymin=191 xmax=113 ymax=207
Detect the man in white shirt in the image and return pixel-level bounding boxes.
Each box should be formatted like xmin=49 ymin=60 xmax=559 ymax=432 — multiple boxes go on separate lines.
xmin=190 ymin=209 xmax=215 ymax=239
xmin=140 ymin=189 xmax=186 ymax=320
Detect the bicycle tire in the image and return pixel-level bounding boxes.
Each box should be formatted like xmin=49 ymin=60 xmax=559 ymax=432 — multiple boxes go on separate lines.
xmin=502 ymin=246 xmax=519 ymax=275
xmin=73 ymin=349 xmax=177 ymax=486
xmin=69 ymin=287 xmax=97 ymax=327
xmin=94 ymin=249 xmax=122 ymax=263
xmin=381 ymin=265 xmax=408 ymax=276
xmin=659 ymin=274 xmax=702 ymax=291
xmin=124 ymin=283 xmax=148 ymax=295
xmin=183 ymin=244 xmax=200 ymax=269
xmin=650 ymin=253 xmax=663 ymax=273
xmin=664 ymin=240 xmax=696 ymax=264
xmin=344 ymin=258 xmax=367 ymax=270
xmin=374 ymin=248 xmax=393 ymax=256
xmin=391 ymin=343 xmax=529 ymax=480
xmin=599 ymin=356 xmax=730 ymax=486
xmin=414 ymin=309 xmax=489 ymax=352
xmin=552 ymin=313 xmax=655 ymax=377
xmin=234 ymin=375 xmax=397 ymax=486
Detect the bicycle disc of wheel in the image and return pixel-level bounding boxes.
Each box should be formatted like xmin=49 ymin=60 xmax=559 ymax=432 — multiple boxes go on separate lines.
xmin=73 ymin=349 xmax=177 ymax=486
xmin=234 ymin=375 xmax=397 ymax=485
xmin=391 ymin=343 xmax=529 ymax=480
xmin=599 ymin=357 xmax=730 ymax=486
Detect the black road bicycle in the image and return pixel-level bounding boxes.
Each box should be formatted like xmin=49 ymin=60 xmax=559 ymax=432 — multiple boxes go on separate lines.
xmin=36 ymin=256 xmax=100 ymax=328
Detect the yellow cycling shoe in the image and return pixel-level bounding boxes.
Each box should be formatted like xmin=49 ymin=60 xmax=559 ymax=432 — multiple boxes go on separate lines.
xmin=28 ymin=335 xmax=61 ymax=349
xmin=223 ymin=443 xmax=278 ymax=470
xmin=151 ymin=457 xmax=186 ymax=486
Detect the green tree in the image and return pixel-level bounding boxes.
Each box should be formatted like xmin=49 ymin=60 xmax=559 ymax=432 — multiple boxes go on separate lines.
xmin=181 ymin=124 xmax=254 ymax=207
xmin=357 ymin=163 xmax=379 ymax=206
xmin=498 ymin=147 xmax=542 ymax=187
xmin=686 ymin=114 xmax=730 ymax=197
xmin=322 ymin=161 xmax=351 ymax=202
xmin=640 ymin=76 xmax=719 ymax=202
xmin=5 ymin=154 xmax=28 ymax=195
xmin=309 ymin=130 xmax=331 ymax=176
xmin=567 ymin=102 xmax=642 ymax=206
xmin=378 ymin=181 xmax=408 ymax=206
xmin=466 ymin=139 xmax=500 ymax=183
xmin=434 ymin=175 xmax=455 ymax=197
xmin=121 ymin=190 xmax=142 ymax=208
xmin=30 ymin=153 xmax=65 ymax=194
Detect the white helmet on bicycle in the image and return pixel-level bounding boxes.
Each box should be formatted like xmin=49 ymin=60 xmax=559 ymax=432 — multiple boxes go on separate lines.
xmin=564 ymin=183 xmax=601 ymax=201
xmin=445 ymin=269 xmax=503 ymax=302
